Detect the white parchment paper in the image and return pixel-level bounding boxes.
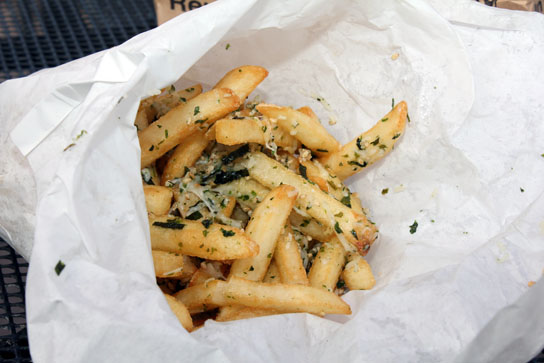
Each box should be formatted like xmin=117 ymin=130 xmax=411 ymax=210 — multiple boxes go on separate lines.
xmin=0 ymin=0 xmax=543 ymax=362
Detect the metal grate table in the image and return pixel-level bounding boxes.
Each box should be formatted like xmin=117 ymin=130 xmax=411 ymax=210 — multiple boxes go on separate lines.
xmin=0 ymin=1 xmax=542 ymax=362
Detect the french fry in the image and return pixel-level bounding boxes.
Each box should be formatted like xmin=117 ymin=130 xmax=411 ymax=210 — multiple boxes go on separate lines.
xmin=341 ymin=252 xmax=376 ymax=290
xmin=263 ymin=259 xmax=281 ymax=283
xmin=149 ymin=215 xmax=259 ymax=260
xmin=135 ymin=85 xmax=203 ymax=130
xmin=288 ymin=212 xmax=334 ymax=242
xmin=161 ymin=131 xmax=209 ymax=184
xmin=319 ymin=101 xmax=408 ymax=180
xmin=228 ymin=185 xmax=298 ymax=281
xmin=243 ymin=152 xmax=377 ymax=255
xmin=221 ymin=196 xmax=236 ymax=218
xmin=139 ymin=88 xmax=241 ymax=168
xmin=164 ymin=294 xmax=194 ymax=331
xmin=144 ymin=185 xmax=173 ymax=216
xmin=215 ymin=117 xmax=299 ymax=151
xmin=308 ymin=238 xmax=345 ymax=292
xmin=174 ymin=279 xmax=229 ymax=314
xmin=213 ymin=65 xmax=268 ymax=101
xmin=152 ymin=250 xmax=184 ymax=278
xmin=257 ymin=104 xmax=340 ymax=157
xmin=275 ymin=227 xmax=309 ymax=285
xmin=188 ymin=261 xmax=225 ymax=287
xmin=224 ymin=276 xmax=351 ymax=316
xmin=297 ymin=106 xmax=320 ymax=121
xmin=215 ymin=306 xmax=282 ymax=322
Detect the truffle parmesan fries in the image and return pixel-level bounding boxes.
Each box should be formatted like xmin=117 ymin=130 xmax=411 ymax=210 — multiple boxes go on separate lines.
xmin=137 ymin=65 xmax=408 ymax=331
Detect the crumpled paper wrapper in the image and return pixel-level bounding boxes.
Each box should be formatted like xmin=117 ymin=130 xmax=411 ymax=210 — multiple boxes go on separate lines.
xmin=0 ymin=0 xmax=543 ymax=362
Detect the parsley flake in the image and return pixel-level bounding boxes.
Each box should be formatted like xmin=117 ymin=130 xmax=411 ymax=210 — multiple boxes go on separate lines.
xmin=381 ymin=188 xmax=389 ymax=195
xmin=221 ymin=228 xmax=235 ymax=237
xmin=334 ymin=221 xmax=343 ymax=234
xmin=194 ymin=106 xmax=200 ymax=116
xmin=409 ymin=220 xmax=418 ymax=234
xmin=55 ymin=260 xmax=65 ymax=276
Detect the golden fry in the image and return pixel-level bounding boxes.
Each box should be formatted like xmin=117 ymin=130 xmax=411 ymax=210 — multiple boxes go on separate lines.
xmin=152 ymin=250 xmax=184 ymax=278
xmin=161 ymin=131 xmax=209 ymax=184
xmin=275 ymin=227 xmax=308 ymax=285
xmin=308 ymin=238 xmax=345 ymax=292
xmin=319 ymin=101 xmax=407 ymax=180
xmin=144 ymin=185 xmax=173 ymax=216
xmin=341 ymin=252 xmax=376 ymax=290
xmin=164 ymin=294 xmax=194 ymax=331
xmin=213 ymin=65 xmax=268 ymax=101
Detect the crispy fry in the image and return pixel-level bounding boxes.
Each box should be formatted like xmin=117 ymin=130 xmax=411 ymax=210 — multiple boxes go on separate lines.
xmin=319 ymin=101 xmax=408 ymax=180
xmin=341 ymin=252 xmax=376 ymax=290
xmin=139 ymin=88 xmax=241 ymax=168
xmin=224 ymin=276 xmax=351 ymax=316
xmin=275 ymin=227 xmax=309 ymax=285
xmin=221 ymin=196 xmax=236 ymax=218
xmin=152 ymin=250 xmax=184 ymax=278
xmin=308 ymin=238 xmax=345 ymax=292
xmin=213 ymin=65 xmax=268 ymax=101
xmin=215 ymin=306 xmax=282 ymax=322
xmin=288 ymin=212 xmax=334 ymax=242
xmin=215 ymin=117 xmax=299 ymax=151
xmin=257 ymin=104 xmax=340 ymax=157
xmin=164 ymin=294 xmax=194 ymax=331
xmin=244 ymin=152 xmax=377 ymax=255
xmin=161 ymin=131 xmax=209 ymax=184
xmin=149 ymin=214 xmax=259 ymax=260
xmin=144 ymin=185 xmax=173 ymax=216
xmin=135 ymin=85 xmax=203 ymax=131
xmin=228 ymin=185 xmax=298 ymax=281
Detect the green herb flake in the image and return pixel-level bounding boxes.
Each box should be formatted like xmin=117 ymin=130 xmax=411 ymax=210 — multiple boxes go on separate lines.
xmin=317 ymin=148 xmax=328 ymax=153
xmin=153 ymin=219 xmax=186 ymax=230
xmin=195 ymin=118 xmax=208 ymax=124
xmin=340 ymin=195 xmax=351 ymax=208
xmin=249 ymin=265 xmax=255 ymax=271
xmin=409 ymin=220 xmax=418 ymax=234
xmin=392 ymin=133 xmax=401 ymax=140
xmin=262 ymin=126 xmax=267 ymax=133
xmin=336 ymin=280 xmax=345 ymax=288
xmin=300 ymin=219 xmax=310 ymax=227
xmin=379 ymin=144 xmax=387 ymax=150
xmin=194 ymin=106 xmax=200 ymax=116
xmin=334 ymin=221 xmax=343 ymax=234
xmin=186 ymin=211 xmax=203 ymax=220
xmin=221 ymin=228 xmax=235 ymax=237
xmin=520 ymin=187 xmax=525 ymax=192
xmin=185 ymin=87 xmax=195 ymax=92
xmin=201 ymin=218 xmax=212 ymax=229
xmin=327 ymin=180 xmax=337 ymax=190
xmin=407 ymin=113 xmax=411 ymax=123
xmin=226 ymin=43 xmax=231 ymax=50
xmin=149 ymin=145 xmax=155 ymax=151
xmin=165 ymin=129 xmax=169 ymax=138
xmin=370 ymin=137 xmax=380 ymax=146
xmin=381 ymin=188 xmax=389 ymax=195
xmin=202 ymin=230 xmax=208 ymax=237
xmin=157 ymin=124 xmax=162 ymax=128
xmin=348 ymin=160 xmax=367 ymax=168
xmin=334 ymin=212 xmax=343 ymax=218
xmin=267 ymin=253 xmax=272 ymax=258
xmin=55 ymin=260 xmax=65 ymax=276
xmin=299 ymin=164 xmax=309 ymax=180
xmin=392 ymin=98 xmax=395 ymax=108
xmin=350 ymin=229 xmax=358 ymax=240
xmin=250 ymin=190 xmax=257 ymax=197
xmin=381 ymin=117 xmax=389 ymax=122
xmin=179 ymin=97 xmax=187 ymax=103
xmin=356 ymin=137 xmax=365 ymax=151
xmin=431 ymin=219 xmax=435 ymax=223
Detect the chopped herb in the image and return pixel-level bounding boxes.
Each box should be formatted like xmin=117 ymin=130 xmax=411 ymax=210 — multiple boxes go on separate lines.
xmin=241 ymin=194 xmax=250 ymax=201
xmin=267 ymin=253 xmax=272 ymax=258
xmin=158 ymin=139 xmax=165 ymax=145
xmin=185 ymin=87 xmax=195 ymax=92
xmin=327 ymin=180 xmax=337 ymax=190
xmin=392 ymin=98 xmax=395 ymax=108
xmin=356 ymin=137 xmax=365 ymax=150
xmin=75 ymin=130 xmax=87 ymax=140
xmin=179 ymin=97 xmax=187 ymax=103
xmin=463 ymin=231 xmax=468 ymax=235
xmin=299 ymin=164 xmax=310 ymax=181
xmin=370 ymin=137 xmax=380 ymax=146
xmin=238 ymin=69 xmax=242 ymax=73
xmin=184 ymin=166 xmax=190 ymax=175
xmin=340 ymin=195 xmax=351 ymax=208
xmin=431 ymin=219 xmax=435 ymax=223
xmin=381 ymin=117 xmax=389 ymax=122
xmin=211 ymin=247 xmax=217 ymax=254
xmin=300 ymin=219 xmax=310 ymax=227
xmin=164 ymin=129 xmax=169 ymax=138
xmin=334 ymin=221 xmax=343 ymax=234
xmin=194 ymin=106 xmax=200 ymax=116
xmin=221 ymin=228 xmax=235 ymax=237
xmin=226 ymin=43 xmax=231 ymax=50
xmin=222 ymin=144 xmax=249 ymax=164
xmin=317 ymin=148 xmax=328 ymax=152
xmin=170 ymin=85 xmax=176 ymax=92
xmin=520 ymin=187 xmax=525 ymax=192
xmin=262 ymin=126 xmax=267 ymax=133
xmin=199 ymin=243 xmax=204 ymax=248
xmin=381 ymin=188 xmax=389 ymax=195
xmin=270 ymin=197 xmax=275 ymax=201
xmin=157 ymin=124 xmax=162 ymax=128
xmin=409 ymin=220 xmax=418 ymax=234
xmin=54 ymin=260 xmax=65 ymax=276
xmin=153 ymin=219 xmax=185 ymax=229
xmin=379 ymin=144 xmax=387 ymax=150
xmin=336 ymin=280 xmax=345 ymax=288
xmin=350 ymin=229 xmax=358 ymax=240
xmin=392 ymin=133 xmax=401 ymax=140
xmin=334 ymin=212 xmax=343 ymax=218
xmin=201 ymin=219 xmax=212 ymax=228
xmin=186 ymin=211 xmax=203 ymax=220
xmin=250 ymin=190 xmax=257 ymax=197
xmin=63 ymin=143 xmax=76 ymax=151
xmin=249 ymin=265 xmax=254 ymax=271
xmin=214 ymin=168 xmax=249 ymax=184
xmin=348 ymin=160 xmax=367 ymax=168
xmin=148 ymin=145 xmax=155 ymax=151
xmin=202 ymin=230 xmax=208 ymax=237
xmin=407 ymin=113 xmax=411 ymax=123
xmin=195 ymin=118 xmax=208 ymax=124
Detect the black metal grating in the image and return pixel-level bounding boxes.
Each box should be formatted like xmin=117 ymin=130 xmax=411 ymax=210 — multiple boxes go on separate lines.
xmin=0 ymin=1 xmax=543 ymax=362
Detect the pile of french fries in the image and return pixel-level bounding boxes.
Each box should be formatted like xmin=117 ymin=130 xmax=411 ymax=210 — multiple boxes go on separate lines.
xmin=136 ymin=65 xmax=408 ymax=331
